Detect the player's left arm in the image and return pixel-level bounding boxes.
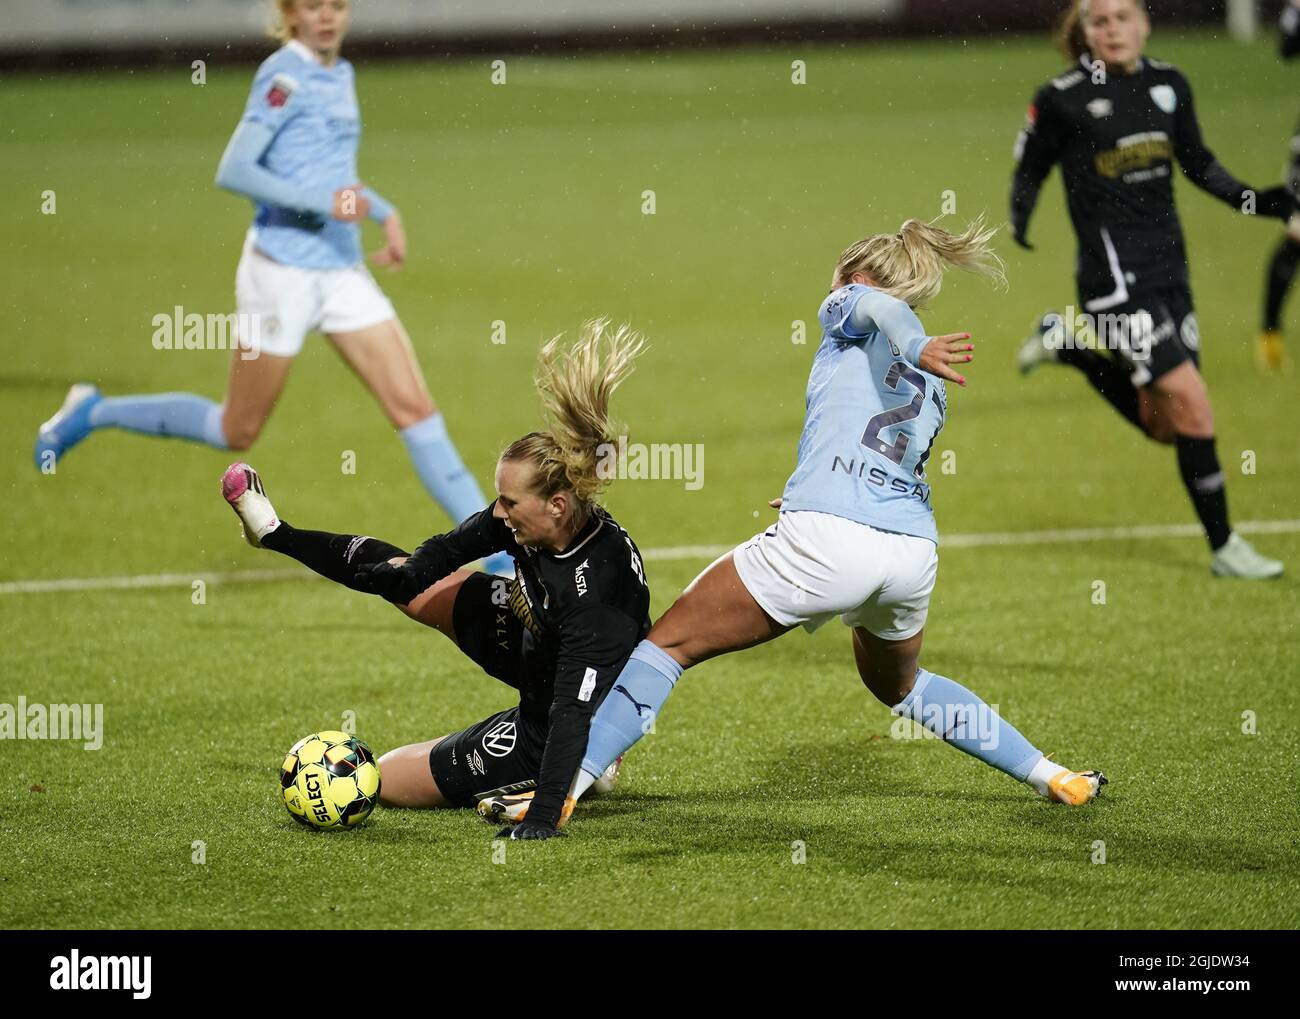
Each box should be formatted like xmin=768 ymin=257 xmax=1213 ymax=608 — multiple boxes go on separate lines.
xmin=359 ymin=186 xmax=406 ymax=267
xmin=508 ymin=603 xmax=641 ymax=838
xmin=1172 ymin=73 xmax=1295 ymax=221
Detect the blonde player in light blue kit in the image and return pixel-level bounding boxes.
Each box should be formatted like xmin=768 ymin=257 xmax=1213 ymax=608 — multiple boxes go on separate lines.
xmin=34 ymin=0 xmax=510 ymax=573
xmin=487 ymin=218 xmax=1107 ymax=828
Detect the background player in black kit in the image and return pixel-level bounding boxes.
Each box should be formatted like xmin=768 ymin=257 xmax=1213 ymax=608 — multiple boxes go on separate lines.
xmin=1011 ymin=0 xmax=1293 ymax=579
xmin=1258 ymin=0 xmax=1300 ymax=371
xmin=221 ymin=321 xmax=650 ymax=839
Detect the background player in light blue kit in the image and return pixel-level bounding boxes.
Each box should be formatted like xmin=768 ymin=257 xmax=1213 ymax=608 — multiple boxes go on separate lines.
xmin=496 ymin=218 xmax=1108 ymax=830
xmin=33 ymin=0 xmax=510 ymax=573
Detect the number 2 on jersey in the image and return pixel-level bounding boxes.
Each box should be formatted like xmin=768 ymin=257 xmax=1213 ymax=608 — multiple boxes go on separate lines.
xmin=860 ymin=361 xmax=927 ymax=466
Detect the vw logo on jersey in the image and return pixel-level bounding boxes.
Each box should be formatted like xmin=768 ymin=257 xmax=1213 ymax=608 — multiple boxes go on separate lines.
xmin=1149 ymin=85 xmax=1177 ymax=114
xmin=482 ymin=720 xmax=517 ymax=758
xmin=1086 ymin=98 xmax=1113 ymax=119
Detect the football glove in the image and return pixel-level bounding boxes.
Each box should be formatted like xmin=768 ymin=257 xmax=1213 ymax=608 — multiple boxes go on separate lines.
xmin=1254 ymin=185 xmax=1299 ymax=221
xmin=498 ymin=821 xmax=566 ymax=840
xmin=352 ymin=560 xmax=432 ymax=604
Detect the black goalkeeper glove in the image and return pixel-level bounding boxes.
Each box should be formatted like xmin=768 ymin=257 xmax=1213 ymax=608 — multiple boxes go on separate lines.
xmin=352 ymin=560 xmax=433 ymax=604
xmin=498 ymin=821 xmax=566 ymax=841
xmin=1252 ymin=185 xmax=1299 ymax=221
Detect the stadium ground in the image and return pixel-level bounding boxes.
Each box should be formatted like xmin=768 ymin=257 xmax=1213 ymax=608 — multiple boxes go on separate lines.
xmin=2 ymin=31 xmax=1297 ymax=929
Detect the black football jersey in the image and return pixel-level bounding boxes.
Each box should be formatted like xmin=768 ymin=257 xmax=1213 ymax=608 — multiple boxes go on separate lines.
xmin=403 ymin=503 xmax=651 ymax=827
xmin=1284 ymin=3 xmax=1300 ymax=61
xmin=1011 ymin=55 xmax=1257 ymax=306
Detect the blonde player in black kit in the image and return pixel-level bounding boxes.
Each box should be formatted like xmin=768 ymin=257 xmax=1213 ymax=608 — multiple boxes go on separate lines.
xmin=221 ymin=322 xmax=650 ymax=839
xmin=1011 ymin=0 xmax=1293 ymax=579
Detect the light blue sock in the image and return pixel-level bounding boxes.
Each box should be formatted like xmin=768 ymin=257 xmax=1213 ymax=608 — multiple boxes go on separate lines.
xmin=893 ymin=668 xmax=1043 ymax=782
xmin=581 ymin=640 xmax=683 ymax=778
xmin=89 ymin=393 xmax=227 ymax=448
xmin=400 ymin=413 xmax=490 ymax=526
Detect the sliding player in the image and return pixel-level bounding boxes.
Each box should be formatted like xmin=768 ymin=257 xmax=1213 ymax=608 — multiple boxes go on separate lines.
xmin=1259 ymin=0 xmax=1300 ymax=370
xmin=223 ymin=322 xmax=649 ymax=840
xmin=1011 ymin=0 xmax=1291 ymax=578
xmin=35 ymin=0 xmax=509 ymax=572
xmin=496 ymin=219 xmax=1108 ymax=829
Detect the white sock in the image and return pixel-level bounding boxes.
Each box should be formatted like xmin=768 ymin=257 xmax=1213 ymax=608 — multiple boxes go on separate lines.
xmin=568 ymin=769 xmax=598 ymax=801
xmin=1026 ymin=755 xmax=1069 ymax=798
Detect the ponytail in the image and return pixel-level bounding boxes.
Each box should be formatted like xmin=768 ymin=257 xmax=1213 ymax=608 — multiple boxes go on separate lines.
xmin=832 ymin=217 xmax=1006 ymax=308
xmin=500 ymin=319 xmax=645 ymax=508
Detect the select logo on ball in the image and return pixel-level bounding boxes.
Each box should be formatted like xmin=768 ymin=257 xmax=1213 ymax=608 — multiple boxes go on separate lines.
xmin=279 ymin=731 xmax=381 ymax=830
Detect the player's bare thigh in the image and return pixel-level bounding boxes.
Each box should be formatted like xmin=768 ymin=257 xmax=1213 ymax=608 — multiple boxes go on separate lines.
xmin=377 ymin=738 xmax=451 ymax=808
xmin=648 ymin=552 xmax=790 ymax=669
xmin=328 ymin=318 xmax=436 ymax=430
xmin=852 ymin=626 xmax=924 ymax=707
xmin=381 ymin=558 xmax=477 ymax=640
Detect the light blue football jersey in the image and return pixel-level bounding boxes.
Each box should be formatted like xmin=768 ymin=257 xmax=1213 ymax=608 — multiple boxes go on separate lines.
xmin=239 ymin=40 xmax=364 ymax=268
xmin=779 ymin=284 xmax=946 ymax=544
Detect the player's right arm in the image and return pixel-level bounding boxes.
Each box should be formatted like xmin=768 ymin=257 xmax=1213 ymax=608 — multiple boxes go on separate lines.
xmin=352 ymin=504 xmax=513 ymax=603
xmin=1009 ymin=84 xmax=1066 ymax=250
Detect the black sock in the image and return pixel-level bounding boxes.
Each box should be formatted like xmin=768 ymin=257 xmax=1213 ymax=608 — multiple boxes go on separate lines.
xmin=1056 ymin=345 xmax=1144 ymax=432
xmin=261 ymin=522 xmax=408 ymax=592
xmin=1175 ymin=436 xmax=1231 ymax=551
xmin=1264 ymin=238 xmax=1300 ymax=332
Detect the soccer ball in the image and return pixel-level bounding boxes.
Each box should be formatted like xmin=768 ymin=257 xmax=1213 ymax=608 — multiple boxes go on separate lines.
xmin=280 ymin=730 xmax=381 ymax=829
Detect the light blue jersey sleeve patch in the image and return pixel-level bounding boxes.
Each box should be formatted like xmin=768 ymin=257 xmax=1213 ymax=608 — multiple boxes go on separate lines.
xmin=242 ymin=54 xmax=302 ymax=131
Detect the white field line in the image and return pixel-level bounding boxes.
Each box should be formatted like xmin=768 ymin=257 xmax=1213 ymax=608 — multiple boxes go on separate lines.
xmin=2 ymin=519 xmax=1298 ymax=597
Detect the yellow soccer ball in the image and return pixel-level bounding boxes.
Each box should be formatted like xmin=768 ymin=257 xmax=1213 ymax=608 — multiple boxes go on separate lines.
xmin=280 ymin=730 xmax=381 ymax=829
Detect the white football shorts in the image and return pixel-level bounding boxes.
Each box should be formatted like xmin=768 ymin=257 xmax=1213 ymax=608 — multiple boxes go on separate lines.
xmin=234 ymin=229 xmax=396 ymax=358
xmin=732 ymin=510 xmax=938 ymax=641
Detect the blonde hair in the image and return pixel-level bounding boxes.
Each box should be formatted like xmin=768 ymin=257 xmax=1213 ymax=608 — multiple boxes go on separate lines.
xmin=269 ymin=0 xmax=295 ymax=42
xmin=1057 ymin=0 xmax=1148 ymax=62
xmin=499 ymin=319 xmax=646 ymax=508
xmin=832 ymin=217 xmax=1006 ymax=308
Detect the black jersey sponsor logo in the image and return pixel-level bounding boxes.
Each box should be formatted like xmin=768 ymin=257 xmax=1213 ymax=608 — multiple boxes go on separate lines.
xmin=482 ymin=720 xmax=517 ymax=758
xmin=1095 ymin=132 xmax=1173 ymax=179
xmin=1086 ymin=98 xmax=1112 ymax=119
xmin=508 ymin=576 xmax=543 ymax=638
xmin=574 ymin=558 xmax=590 ymax=597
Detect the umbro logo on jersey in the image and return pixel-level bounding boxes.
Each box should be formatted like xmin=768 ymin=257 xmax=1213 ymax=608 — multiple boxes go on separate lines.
xmin=1087 ymin=98 xmax=1113 ymax=119
xmin=1149 ymin=84 xmax=1177 ymax=114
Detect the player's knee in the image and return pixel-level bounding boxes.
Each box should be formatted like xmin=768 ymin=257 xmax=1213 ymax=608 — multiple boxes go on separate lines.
xmin=644 ymin=622 xmax=696 ymax=669
xmin=389 ymin=394 xmax=437 ymax=431
xmin=223 ymin=420 xmax=261 ymax=451
xmin=1172 ymin=401 xmax=1214 ymax=437
xmin=854 ymin=655 xmax=907 ymax=705
xmin=1144 ymin=416 xmax=1177 ymax=444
